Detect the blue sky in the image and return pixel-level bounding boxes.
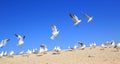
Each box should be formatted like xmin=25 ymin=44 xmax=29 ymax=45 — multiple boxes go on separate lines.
xmin=0 ymin=0 xmax=120 ymax=54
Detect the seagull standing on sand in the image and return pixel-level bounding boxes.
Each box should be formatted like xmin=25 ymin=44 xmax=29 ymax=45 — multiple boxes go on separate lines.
xmin=0 ymin=51 xmax=4 ymax=58
xmin=69 ymin=14 xmax=82 ymax=26
xmin=39 ymin=44 xmax=48 ymax=54
xmin=114 ymin=42 xmax=120 ymax=52
xmin=78 ymin=42 xmax=86 ymax=50
xmin=32 ymin=48 xmax=38 ymax=54
xmin=67 ymin=44 xmax=78 ymax=51
xmin=53 ymin=46 xmax=61 ymax=54
xmin=82 ymin=12 xmax=93 ymax=23
xmin=27 ymin=49 xmax=32 ymax=55
xmin=0 ymin=39 xmax=10 ymax=48
xmin=19 ymin=51 xmax=24 ymax=55
xmin=9 ymin=50 xmax=14 ymax=57
xmin=3 ymin=51 xmax=7 ymax=56
xmin=73 ymin=44 xmax=78 ymax=49
xmin=110 ymin=40 xmax=115 ymax=47
xmin=90 ymin=42 xmax=96 ymax=49
xmin=101 ymin=43 xmax=106 ymax=48
xmin=50 ymin=24 xmax=59 ymax=40
xmin=15 ymin=34 xmax=25 ymax=46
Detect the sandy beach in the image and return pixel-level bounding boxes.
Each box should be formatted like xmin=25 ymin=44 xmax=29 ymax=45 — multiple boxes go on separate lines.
xmin=0 ymin=46 xmax=120 ymax=64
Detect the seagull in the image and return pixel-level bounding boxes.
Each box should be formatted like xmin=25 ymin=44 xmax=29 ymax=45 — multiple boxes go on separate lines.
xmin=53 ymin=46 xmax=61 ymax=53
xmin=50 ymin=24 xmax=59 ymax=40
xmin=67 ymin=46 xmax=73 ymax=51
xmin=3 ymin=51 xmax=7 ymax=56
xmin=82 ymin=12 xmax=93 ymax=23
xmin=0 ymin=39 xmax=10 ymax=48
xmin=26 ymin=49 xmax=32 ymax=54
xmin=73 ymin=44 xmax=78 ymax=49
xmin=67 ymin=45 xmax=78 ymax=51
xmin=32 ymin=48 xmax=38 ymax=54
xmin=39 ymin=44 xmax=48 ymax=54
xmin=19 ymin=51 xmax=24 ymax=55
xmin=9 ymin=50 xmax=14 ymax=57
xmin=69 ymin=14 xmax=82 ymax=26
xmin=90 ymin=42 xmax=96 ymax=49
xmin=114 ymin=42 xmax=120 ymax=52
xmin=101 ymin=43 xmax=107 ymax=48
xmin=0 ymin=51 xmax=4 ymax=58
xmin=78 ymin=42 xmax=86 ymax=50
xmin=110 ymin=40 xmax=115 ymax=47
xmin=15 ymin=34 xmax=25 ymax=46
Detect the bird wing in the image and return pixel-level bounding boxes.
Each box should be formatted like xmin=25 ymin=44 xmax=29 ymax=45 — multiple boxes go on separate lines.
xmin=3 ymin=39 xmax=10 ymax=46
xmin=51 ymin=24 xmax=58 ymax=32
xmin=15 ymin=34 xmax=24 ymax=40
xmin=69 ymin=14 xmax=79 ymax=23
xmin=83 ymin=13 xmax=90 ymax=19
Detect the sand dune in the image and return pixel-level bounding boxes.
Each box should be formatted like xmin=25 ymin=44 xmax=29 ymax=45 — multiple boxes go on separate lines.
xmin=0 ymin=46 xmax=120 ymax=64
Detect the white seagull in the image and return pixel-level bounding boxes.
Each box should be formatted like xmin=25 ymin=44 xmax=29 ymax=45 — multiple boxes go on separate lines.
xmin=15 ymin=34 xmax=25 ymax=46
xmin=19 ymin=51 xmax=24 ymax=55
xmin=3 ymin=51 xmax=7 ymax=56
xmin=114 ymin=42 xmax=120 ymax=52
xmin=32 ymin=48 xmax=38 ymax=54
xmin=9 ymin=50 xmax=14 ymax=57
xmin=0 ymin=39 xmax=10 ymax=48
xmin=69 ymin=14 xmax=82 ymax=26
xmin=0 ymin=51 xmax=4 ymax=58
xmin=50 ymin=24 xmax=59 ymax=40
xmin=82 ymin=12 xmax=93 ymax=23
xmin=78 ymin=42 xmax=86 ymax=50
xmin=73 ymin=44 xmax=78 ymax=49
xmin=26 ymin=49 xmax=32 ymax=54
xmin=39 ymin=44 xmax=48 ymax=54
xmin=90 ymin=42 xmax=96 ymax=48
xmin=53 ymin=46 xmax=61 ymax=53
xmin=110 ymin=40 xmax=115 ymax=47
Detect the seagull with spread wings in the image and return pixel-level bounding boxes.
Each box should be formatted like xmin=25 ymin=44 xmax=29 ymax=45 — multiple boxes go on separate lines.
xmin=0 ymin=39 xmax=10 ymax=48
xmin=15 ymin=34 xmax=25 ymax=46
xmin=82 ymin=12 xmax=93 ymax=23
xmin=69 ymin=14 xmax=82 ymax=26
xmin=50 ymin=24 xmax=59 ymax=40
xmin=78 ymin=42 xmax=86 ymax=50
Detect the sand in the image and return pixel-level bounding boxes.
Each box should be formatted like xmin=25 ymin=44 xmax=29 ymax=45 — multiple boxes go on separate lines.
xmin=0 ymin=46 xmax=120 ymax=64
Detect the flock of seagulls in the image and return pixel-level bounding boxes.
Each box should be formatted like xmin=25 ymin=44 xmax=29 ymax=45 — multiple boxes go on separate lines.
xmin=50 ymin=12 xmax=93 ymax=39
xmin=0 ymin=40 xmax=120 ymax=58
xmin=69 ymin=12 xmax=93 ymax=26
xmin=0 ymin=12 xmax=120 ymax=58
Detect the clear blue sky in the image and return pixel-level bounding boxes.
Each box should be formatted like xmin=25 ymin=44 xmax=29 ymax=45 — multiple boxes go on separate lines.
xmin=0 ymin=0 xmax=120 ymax=54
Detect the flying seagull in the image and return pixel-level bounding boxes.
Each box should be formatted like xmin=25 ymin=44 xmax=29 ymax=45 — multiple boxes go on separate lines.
xmin=50 ymin=24 xmax=59 ymax=40
xmin=82 ymin=12 xmax=93 ymax=23
xmin=69 ymin=14 xmax=82 ymax=26
xmin=0 ymin=39 xmax=10 ymax=48
xmin=15 ymin=34 xmax=25 ymax=46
